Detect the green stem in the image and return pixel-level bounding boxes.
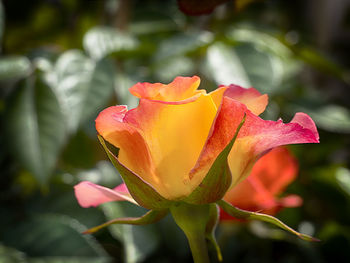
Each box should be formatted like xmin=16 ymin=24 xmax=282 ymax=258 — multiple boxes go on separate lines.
xmin=185 ymin=227 xmax=210 ymax=263
xmin=170 ymin=203 xmax=211 ymax=263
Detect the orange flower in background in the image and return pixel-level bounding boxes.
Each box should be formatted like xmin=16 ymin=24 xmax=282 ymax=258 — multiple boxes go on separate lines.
xmin=74 ymin=76 xmax=319 ymax=209
xmin=220 ymin=146 xmax=302 ymax=221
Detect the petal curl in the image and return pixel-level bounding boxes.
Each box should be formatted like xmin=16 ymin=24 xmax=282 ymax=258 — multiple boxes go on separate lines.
xmin=129 ymin=76 xmax=202 ymax=103
xmin=222 ymin=84 xmax=268 ymax=115
xmin=190 ymin=97 xmax=319 ymax=190
xmin=95 ymin=106 xmax=155 ymax=185
xmin=74 ymin=181 xmax=137 ymax=208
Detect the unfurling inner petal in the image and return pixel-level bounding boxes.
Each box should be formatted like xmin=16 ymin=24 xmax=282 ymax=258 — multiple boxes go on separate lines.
xmin=125 ymin=92 xmax=220 ymax=199
xmin=130 ymin=76 xmax=202 ymax=102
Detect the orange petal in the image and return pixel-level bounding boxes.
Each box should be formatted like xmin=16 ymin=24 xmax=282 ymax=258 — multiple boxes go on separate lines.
xmin=124 ymin=93 xmax=219 ymax=199
xmin=222 ymin=84 xmax=268 ymax=115
xmin=129 ymin=76 xmax=202 ymax=102
xmin=252 ymin=147 xmax=298 ymax=194
xmin=97 ymin=84 xmax=222 ymax=200
xmin=95 ymin=106 xmax=155 ymax=182
xmin=223 ymin=147 xmax=300 ymax=213
xmin=190 ymin=97 xmax=319 ymax=191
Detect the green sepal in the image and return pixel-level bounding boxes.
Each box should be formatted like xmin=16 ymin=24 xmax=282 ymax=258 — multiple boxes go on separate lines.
xmin=217 ymin=200 xmax=320 ymax=242
xmin=98 ymin=135 xmax=172 ymax=210
xmin=83 ymin=209 xmax=168 ymax=234
xmin=185 ymin=114 xmax=246 ymax=204
xmin=205 ymin=204 xmax=223 ymax=262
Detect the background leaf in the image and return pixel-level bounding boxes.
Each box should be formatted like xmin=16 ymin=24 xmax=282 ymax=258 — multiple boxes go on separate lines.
xmin=5 ymin=77 xmax=65 ymax=184
xmin=0 ymin=56 xmax=31 ymax=81
xmin=1 ymin=214 xmax=110 ymax=259
xmin=155 ymin=32 xmax=213 ymax=61
xmin=83 ymin=26 xmax=139 ymax=60
xmin=205 ymin=41 xmax=294 ymax=94
xmin=205 ymin=42 xmax=251 ymax=87
xmin=0 ymin=244 xmax=26 ymax=263
xmin=336 ymin=167 xmax=350 ymax=196
xmin=49 ymin=50 xmax=115 ymax=133
xmin=101 ymin=202 xmax=159 ymax=263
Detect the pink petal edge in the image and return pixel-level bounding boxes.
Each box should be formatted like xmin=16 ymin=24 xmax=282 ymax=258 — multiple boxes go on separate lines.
xmin=74 ymin=181 xmax=138 ymax=208
xmin=278 ymin=194 xmax=303 ymax=208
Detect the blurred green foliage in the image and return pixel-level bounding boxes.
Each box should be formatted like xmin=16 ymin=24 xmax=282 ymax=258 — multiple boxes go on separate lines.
xmin=1 ymin=0 xmax=350 ymax=262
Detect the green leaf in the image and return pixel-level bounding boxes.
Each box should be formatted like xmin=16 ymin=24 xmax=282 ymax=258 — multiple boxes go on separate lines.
xmin=0 ymin=244 xmax=26 ymax=262
xmin=5 ymin=77 xmax=65 ymax=184
xmin=79 ymin=59 xmax=116 ymax=125
xmin=50 ymin=50 xmax=115 ymax=133
xmin=217 ymin=200 xmax=319 ymax=242
xmin=28 ymin=257 xmax=111 ymax=263
xmin=0 ymin=56 xmax=31 ymax=81
xmin=130 ymin=19 xmax=178 ymax=35
xmin=101 ymin=203 xmax=163 ymax=263
xmin=98 ymin=135 xmax=172 ymax=210
xmin=114 ymin=71 xmax=139 ymax=108
xmin=295 ymin=47 xmax=346 ymax=81
xmin=84 ymin=208 xmax=168 ymax=234
xmin=184 ymin=114 xmax=246 ymax=204
xmin=83 ymin=26 xmax=139 ymax=60
xmin=234 ymin=44 xmax=287 ymax=94
xmin=154 ymin=56 xmax=195 ymax=83
xmin=227 ymin=26 xmax=347 ymax=83
xmin=1 ymin=214 xmax=109 ymax=258
xmin=227 ymin=27 xmax=293 ymax=59
xmin=336 ymin=167 xmax=350 ymax=196
xmin=206 ymin=42 xmax=251 ymax=88
xmin=155 ymin=32 xmax=213 ymax=61
xmin=206 ymin=42 xmax=292 ymax=94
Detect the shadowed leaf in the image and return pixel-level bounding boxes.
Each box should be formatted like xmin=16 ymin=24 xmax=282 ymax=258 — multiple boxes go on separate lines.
xmin=218 ymin=200 xmax=319 ymax=242
xmin=84 ymin=209 xmax=168 ymax=234
xmin=5 ymin=77 xmax=65 ymax=184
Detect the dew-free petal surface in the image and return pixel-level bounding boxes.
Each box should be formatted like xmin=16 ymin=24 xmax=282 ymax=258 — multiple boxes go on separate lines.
xmin=97 ymin=77 xmax=225 ymax=200
xmin=74 ymin=181 xmax=137 ymax=208
xmin=125 ymin=93 xmax=219 ymax=199
xmin=222 ymin=84 xmax=268 ymax=115
xmin=95 ymin=105 xmax=156 ymax=185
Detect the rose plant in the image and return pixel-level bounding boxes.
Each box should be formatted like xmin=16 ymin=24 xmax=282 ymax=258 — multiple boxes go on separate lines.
xmin=74 ymin=76 xmax=319 ymax=262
